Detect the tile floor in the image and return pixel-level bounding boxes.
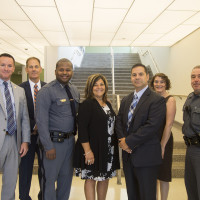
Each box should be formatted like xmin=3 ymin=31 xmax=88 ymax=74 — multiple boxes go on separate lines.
xmin=0 ymin=125 xmax=187 ymax=199
xmin=0 ymin=175 xmax=187 ymax=200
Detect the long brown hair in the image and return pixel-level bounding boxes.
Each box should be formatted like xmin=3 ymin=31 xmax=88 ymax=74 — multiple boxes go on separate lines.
xmin=84 ymin=74 xmax=108 ymax=102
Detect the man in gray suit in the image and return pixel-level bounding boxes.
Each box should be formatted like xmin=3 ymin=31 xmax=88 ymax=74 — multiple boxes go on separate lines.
xmin=0 ymin=53 xmax=31 ymax=200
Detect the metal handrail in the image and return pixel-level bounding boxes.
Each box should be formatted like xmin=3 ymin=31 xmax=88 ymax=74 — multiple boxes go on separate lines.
xmin=116 ymin=94 xmax=122 ymax=185
xmin=138 ymin=49 xmax=159 ymax=74
xmin=171 ymin=94 xmax=187 ymax=97
xmin=171 ymin=94 xmax=187 ymax=100
xmin=110 ymin=47 xmax=115 ymax=94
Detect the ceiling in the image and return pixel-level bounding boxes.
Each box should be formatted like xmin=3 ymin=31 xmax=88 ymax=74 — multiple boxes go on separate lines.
xmin=0 ymin=0 xmax=200 ymax=65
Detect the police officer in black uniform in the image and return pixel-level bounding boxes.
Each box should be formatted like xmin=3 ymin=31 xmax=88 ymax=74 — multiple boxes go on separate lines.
xmin=183 ymin=65 xmax=200 ymax=200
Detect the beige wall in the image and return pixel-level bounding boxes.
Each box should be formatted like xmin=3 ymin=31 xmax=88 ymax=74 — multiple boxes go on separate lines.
xmin=137 ymin=29 xmax=200 ymax=124
xmin=167 ymin=28 xmax=200 ymax=123
xmin=168 ymin=28 xmax=200 ymax=96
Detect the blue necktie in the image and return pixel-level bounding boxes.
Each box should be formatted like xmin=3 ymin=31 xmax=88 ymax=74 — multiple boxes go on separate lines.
xmin=127 ymin=94 xmax=138 ymax=131
xmin=3 ymin=81 xmax=16 ymax=135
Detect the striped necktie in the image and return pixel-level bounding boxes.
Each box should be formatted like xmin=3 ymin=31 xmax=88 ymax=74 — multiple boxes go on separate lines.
xmin=3 ymin=81 xmax=16 ymax=135
xmin=127 ymin=94 xmax=138 ymax=131
xmin=34 ymin=84 xmax=38 ymax=108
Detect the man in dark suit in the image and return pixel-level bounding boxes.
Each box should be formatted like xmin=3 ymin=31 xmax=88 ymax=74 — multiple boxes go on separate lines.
xmin=116 ymin=63 xmax=166 ymax=200
xmin=19 ymin=57 xmax=46 ymax=200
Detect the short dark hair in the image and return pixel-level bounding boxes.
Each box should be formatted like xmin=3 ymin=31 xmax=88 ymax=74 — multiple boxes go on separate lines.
xmin=131 ymin=63 xmax=148 ymax=74
xmin=0 ymin=53 xmax=15 ymax=65
xmin=150 ymin=73 xmax=171 ymax=90
xmin=84 ymin=74 xmax=108 ymax=103
xmin=56 ymin=58 xmax=73 ymax=69
xmin=26 ymin=57 xmax=41 ymax=67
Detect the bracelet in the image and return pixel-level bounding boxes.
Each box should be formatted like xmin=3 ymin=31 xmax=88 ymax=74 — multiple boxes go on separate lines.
xmin=84 ymin=151 xmax=91 ymax=156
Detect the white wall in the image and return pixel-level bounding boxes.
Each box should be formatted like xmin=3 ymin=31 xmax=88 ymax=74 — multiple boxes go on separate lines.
xmin=167 ymin=28 xmax=200 ymax=123
xmin=136 ymin=47 xmax=170 ymax=74
xmin=44 ymin=46 xmax=84 ymax=82
xmin=168 ymin=28 xmax=200 ymax=95
xmin=137 ymin=28 xmax=200 ymax=124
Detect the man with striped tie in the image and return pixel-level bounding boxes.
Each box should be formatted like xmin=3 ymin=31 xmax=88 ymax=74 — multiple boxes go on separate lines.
xmin=19 ymin=57 xmax=46 ymax=200
xmin=0 ymin=53 xmax=30 ymax=200
xmin=116 ymin=63 xmax=166 ymax=200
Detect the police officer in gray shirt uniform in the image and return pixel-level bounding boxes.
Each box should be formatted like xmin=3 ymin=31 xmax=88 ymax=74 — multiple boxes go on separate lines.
xmin=35 ymin=58 xmax=80 ymax=200
xmin=183 ymin=65 xmax=200 ymax=200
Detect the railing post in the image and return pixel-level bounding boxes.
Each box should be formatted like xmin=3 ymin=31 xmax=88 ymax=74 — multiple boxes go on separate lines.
xmin=116 ymin=95 xmax=122 ymax=185
xmin=110 ymin=47 xmax=115 ymax=95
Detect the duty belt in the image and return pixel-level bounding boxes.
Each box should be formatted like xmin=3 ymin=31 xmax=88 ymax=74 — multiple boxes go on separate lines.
xmin=183 ymin=135 xmax=200 ymax=147
xmin=50 ymin=131 xmax=74 ymax=143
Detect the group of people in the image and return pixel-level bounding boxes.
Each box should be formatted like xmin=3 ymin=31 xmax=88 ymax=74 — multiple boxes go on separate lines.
xmin=0 ymin=52 xmax=199 ymax=200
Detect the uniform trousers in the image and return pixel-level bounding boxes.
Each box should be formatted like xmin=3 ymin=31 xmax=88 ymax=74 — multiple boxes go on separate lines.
xmin=0 ymin=134 xmax=19 ymax=200
xmin=19 ymin=134 xmax=42 ymax=200
xmin=41 ymin=135 xmax=75 ymax=200
xmin=123 ymin=156 xmax=159 ymax=200
xmin=185 ymin=145 xmax=200 ymax=200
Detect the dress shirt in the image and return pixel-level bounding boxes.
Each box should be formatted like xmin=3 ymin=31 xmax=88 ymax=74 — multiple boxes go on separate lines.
xmin=0 ymin=78 xmax=16 ymax=129
xmin=29 ymin=79 xmax=41 ymax=104
xmin=134 ymin=85 xmax=148 ymax=102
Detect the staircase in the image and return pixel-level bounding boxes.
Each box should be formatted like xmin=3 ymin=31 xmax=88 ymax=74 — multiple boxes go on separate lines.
xmin=71 ymin=53 xmax=141 ymax=101
xmin=171 ymin=123 xmax=186 ymax=178
xmin=32 ymin=52 xmax=186 ymax=179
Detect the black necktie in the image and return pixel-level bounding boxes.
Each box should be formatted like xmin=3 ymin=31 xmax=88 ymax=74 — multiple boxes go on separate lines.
xmin=64 ymin=85 xmax=77 ymax=133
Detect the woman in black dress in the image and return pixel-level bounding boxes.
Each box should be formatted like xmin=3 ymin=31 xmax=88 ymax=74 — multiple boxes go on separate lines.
xmin=74 ymin=74 xmax=120 ymax=200
xmin=150 ymin=73 xmax=176 ymax=200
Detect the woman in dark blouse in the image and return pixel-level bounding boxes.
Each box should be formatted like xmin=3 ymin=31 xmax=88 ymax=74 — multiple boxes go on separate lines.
xmin=150 ymin=73 xmax=176 ymax=200
xmin=74 ymin=74 xmax=120 ymax=200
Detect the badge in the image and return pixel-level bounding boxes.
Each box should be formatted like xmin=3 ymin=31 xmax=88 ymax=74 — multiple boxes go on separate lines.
xmin=60 ymin=99 xmax=66 ymax=102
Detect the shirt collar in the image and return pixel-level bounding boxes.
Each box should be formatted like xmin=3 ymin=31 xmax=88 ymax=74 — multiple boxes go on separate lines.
xmin=134 ymin=85 xmax=148 ymax=100
xmin=0 ymin=79 xmax=11 ymax=87
xmin=29 ymin=79 xmax=41 ymax=88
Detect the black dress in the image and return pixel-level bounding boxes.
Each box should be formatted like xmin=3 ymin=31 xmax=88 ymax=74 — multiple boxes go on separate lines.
xmin=158 ymin=95 xmax=174 ymax=182
xmin=73 ymin=99 xmax=120 ymax=180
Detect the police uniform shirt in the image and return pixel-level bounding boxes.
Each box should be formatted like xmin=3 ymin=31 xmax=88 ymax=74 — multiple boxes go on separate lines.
xmin=182 ymin=92 xmax=200 ymax=137
xmin=35 ymin=79 xmax=80 ymax=151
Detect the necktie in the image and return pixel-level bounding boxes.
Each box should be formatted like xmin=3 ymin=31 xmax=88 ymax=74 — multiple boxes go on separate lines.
xmin=64 ymin=85 xmax=77 ymax=133
xmin=34 ymin=84 xmax=38 ymax=108
xmin=3 ymin=81 xmax=16 ymax=135
xmin=127 ymin=94 xmax=138 ymax=131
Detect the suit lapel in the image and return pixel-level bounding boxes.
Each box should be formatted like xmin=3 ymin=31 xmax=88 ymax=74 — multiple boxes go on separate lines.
xmin=124 ymin=92 xmax=134 ymax=123
xmin=41 ymin=81 xmax=46 ymax=87
xmin=132 ymin=87 xmax=151 ymax=119
xmin=25 ymin=81 xmax=35 ymax=115
xmin=11 ymin=82 xmax=19 ymax=117
xmin=0 ymin=89 xmax=6 ymax=115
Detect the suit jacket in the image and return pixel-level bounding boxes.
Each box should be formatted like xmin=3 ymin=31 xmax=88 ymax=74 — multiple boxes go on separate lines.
xmin=19 ymin=81 xmax=46 ymax=132
xmin=116 ymin=87 xmax=166 ymax=167
xmin=0 ymin=82 xmax=31 ymax=152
